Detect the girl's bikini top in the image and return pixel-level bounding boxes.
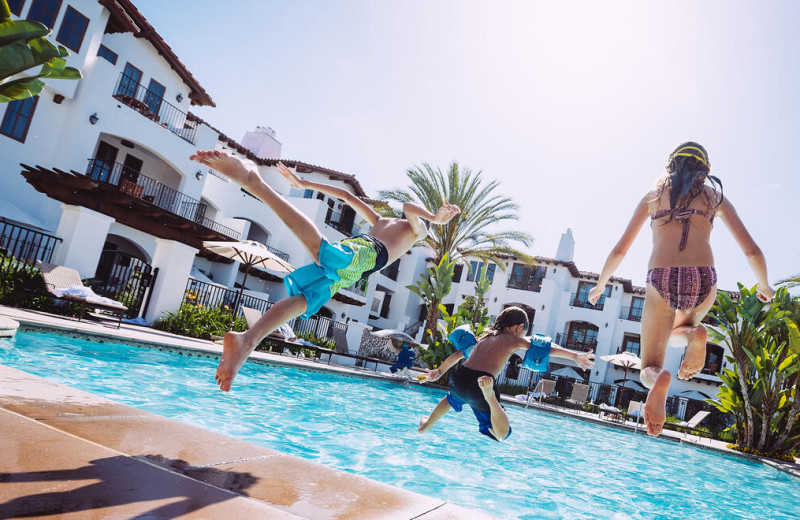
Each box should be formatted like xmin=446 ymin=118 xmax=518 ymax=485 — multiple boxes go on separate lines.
xmin=650 ymin=190 xmax=716 ymax=251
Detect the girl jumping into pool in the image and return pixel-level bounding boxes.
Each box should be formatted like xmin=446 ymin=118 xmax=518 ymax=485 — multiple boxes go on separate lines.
xmin=587 ymin=142 xmax=774 ymax=437
xmin=190 ymin=150 xmax=460 ymax=391
xmin=417 ymin=307 xmax=595 ymax=441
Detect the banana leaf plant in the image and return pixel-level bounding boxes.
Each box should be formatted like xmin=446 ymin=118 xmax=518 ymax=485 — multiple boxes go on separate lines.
xmin=0 ymin=0 xmax=82 ymax=102
xmin=407 ymin=252 xmax=455 ymax=343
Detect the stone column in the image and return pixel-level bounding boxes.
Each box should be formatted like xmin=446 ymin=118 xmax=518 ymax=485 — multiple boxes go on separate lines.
xmin=52 ymin=204 xmax=115 ymax=278
xmin=144 ymin=238 xmax=199 ymax=323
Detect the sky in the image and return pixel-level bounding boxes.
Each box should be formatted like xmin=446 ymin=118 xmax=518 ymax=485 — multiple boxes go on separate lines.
xmin=136 ymin=0 xmax=799 ymax=292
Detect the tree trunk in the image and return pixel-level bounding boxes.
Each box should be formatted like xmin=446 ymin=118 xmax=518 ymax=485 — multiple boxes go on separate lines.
xmin=772 ymin=379 xmax=800 ymax=453
xmin=736 ymin=353 xmax=755 ymax=449
xmin=423 ymin=295 xmax=441 ymax=344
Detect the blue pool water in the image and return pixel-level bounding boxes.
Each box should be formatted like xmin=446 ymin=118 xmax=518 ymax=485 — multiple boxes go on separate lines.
xmin=1 ymin=330 xmax=797 ymax=520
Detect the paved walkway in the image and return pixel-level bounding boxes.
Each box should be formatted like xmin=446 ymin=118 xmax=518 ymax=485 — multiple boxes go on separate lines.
xmin=0 ymin=306 xmax=798 ymax=519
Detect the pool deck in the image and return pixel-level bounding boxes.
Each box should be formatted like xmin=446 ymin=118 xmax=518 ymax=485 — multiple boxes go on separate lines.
xmin=1 ymin=306 xmax=799 ymax=519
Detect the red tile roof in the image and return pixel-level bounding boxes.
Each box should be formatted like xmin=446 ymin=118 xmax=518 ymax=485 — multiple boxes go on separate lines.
xmin=99 ymin=0 xmax=215 ymax=107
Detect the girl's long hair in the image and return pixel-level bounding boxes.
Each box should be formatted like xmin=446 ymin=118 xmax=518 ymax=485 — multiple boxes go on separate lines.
xmin=481 ymin=306 xmax=529 ymax=337
xmin=654 ymin=141 xmax=723 ymax=223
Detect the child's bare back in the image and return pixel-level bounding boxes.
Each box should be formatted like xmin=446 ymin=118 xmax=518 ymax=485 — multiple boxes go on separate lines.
xmin=462 ymin=333 xmax=529 ymax=376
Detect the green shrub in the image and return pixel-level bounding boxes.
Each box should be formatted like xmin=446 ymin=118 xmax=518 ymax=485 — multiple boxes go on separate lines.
xmin=153 ymin=303 xmax=245 ymax=340
xmin=0 ymin=254 xmax=82 ymax=316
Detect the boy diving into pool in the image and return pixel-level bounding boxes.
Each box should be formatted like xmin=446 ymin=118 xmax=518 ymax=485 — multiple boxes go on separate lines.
xmin=417 ymin=307 xmax=595 ymax=441
xmin=190 ymin=150 xmax=460 ymax=391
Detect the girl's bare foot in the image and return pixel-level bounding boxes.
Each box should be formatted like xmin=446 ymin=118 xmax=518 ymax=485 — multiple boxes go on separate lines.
xmin=677 ymin=326 xmax=707 ymax=380
xmin=418 ymin=416 xmax=430 ymax=434
xmin=644 ymin=370 xmax=671 ymax=436
xmin=189 ymin=150 xmax=260 ymax=188
xmin=215 ymin=331 xmax=254 ymax=392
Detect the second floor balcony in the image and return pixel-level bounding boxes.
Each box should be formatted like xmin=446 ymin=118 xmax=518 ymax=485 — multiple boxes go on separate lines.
xmin=324 ymin=208 xmax=364 ymax=237
xmin=85 ymin=159 xmax=240 ymax=240
xmin=113 ymin=72 xmax=199 ymax=144
xmin=555 ymin=333 xmax=597 ymax=353
xmin=571 ymin=292 xmax=606 ymax=311
xmin=619 ymin=306 xmax=643 ymax=322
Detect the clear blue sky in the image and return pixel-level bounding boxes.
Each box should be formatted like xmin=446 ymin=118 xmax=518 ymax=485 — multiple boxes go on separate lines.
xmin=136 ymin=0 xmax=799 ymax=292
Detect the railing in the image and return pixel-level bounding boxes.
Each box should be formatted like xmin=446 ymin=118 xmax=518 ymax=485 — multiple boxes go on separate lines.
xmin=265 ymin=244 xmax=289 ymax=262
xmin=342 ymin=276 xmax=368 ymax=297
xmin=506 ymin=279 xmax=542 ymax=292
xmin=113 ymin=72 xmax=199 ymax=144
xmin=183 ymin=279 xmax=348 ymax=339
xmin=619 ymin=306 xmax=642 ymax=322
xmin=88 ymin=250 xmax=156 ymax=319
xmin=324 ymin=208 xmax=363 ymax=237
xmin=207 ymin=167 xmax=229 ymax=182
xmin=555 ymin=332 xmax=597 ymax=352
xmin=0 ymin=218 xmax=61 ymax=263
xmin=570 ymin=292 xmax=606 ymax=310
xmin=85 ymin=159 xmax=241 ymax=239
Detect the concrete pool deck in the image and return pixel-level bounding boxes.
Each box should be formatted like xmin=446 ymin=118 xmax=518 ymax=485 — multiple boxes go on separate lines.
xmin=1 ymin=306 xmax=798 ymax=518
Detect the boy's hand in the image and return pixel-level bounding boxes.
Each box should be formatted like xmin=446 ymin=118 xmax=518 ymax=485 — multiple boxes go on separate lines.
xmin=587 ymin=285 xmax=605 ymax=305
xmin=277 ymin=162 xmax=306 ymax=189
xmin=575 ymin=350 xmax=595 ymax=370
xmin=419 ymin=367 xmax=442 ymax=383
xmin=431 ymin=204 xmax=461 ymax=224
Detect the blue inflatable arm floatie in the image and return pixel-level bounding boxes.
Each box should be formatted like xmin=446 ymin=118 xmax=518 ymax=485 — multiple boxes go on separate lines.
xmin=522 ymin=334 xmax=551 ymax=372
xmin=448 ymin=325 xmax=477 ymax=359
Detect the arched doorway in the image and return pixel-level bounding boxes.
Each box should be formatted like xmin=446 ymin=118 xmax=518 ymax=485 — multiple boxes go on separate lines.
xmin=91 ymin=234 xmax=156 ymax=318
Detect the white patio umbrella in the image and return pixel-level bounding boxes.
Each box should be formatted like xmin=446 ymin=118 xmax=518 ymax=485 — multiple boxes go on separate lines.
xmin=203 ymin=240 xmax=294 ymax=315
xmin=600 ymin=351 xmax=642 ymax=394
xmin=550 ymin=366 xmax=584 ymax=380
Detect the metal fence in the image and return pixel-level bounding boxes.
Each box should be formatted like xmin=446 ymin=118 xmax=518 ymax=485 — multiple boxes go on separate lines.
xmin=0 ymin=219 xmax=62 ymax=264
xmin=619 ymin=306 xmax=643 ymax=322
xmin=570 ymin=292 xmax=606 ymax=310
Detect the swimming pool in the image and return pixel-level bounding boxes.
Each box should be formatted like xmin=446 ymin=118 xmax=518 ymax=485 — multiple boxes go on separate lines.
xmin=1 ymin=330 xmax=797 ymax=520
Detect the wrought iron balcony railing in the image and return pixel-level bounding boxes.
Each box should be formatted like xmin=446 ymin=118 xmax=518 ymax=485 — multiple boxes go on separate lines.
xmin=265 ymin=244 xmax=289 ymax=262
xmin=506 ymin=278 xmax=542 ymax=292
xmin=555 ymin=333 xmax=597 ymax=352
xmin=85 ymin=158 xmax=241 ymax=239
xmin=570 ymin=292 xmax=606 ymax=311
xmin=0 ymin=218 xmax=62 ymax=263
xmin=113 ymin=72 xmax=199 ymax=144
xmin=619 ymin=306 xmax=643 ymax=322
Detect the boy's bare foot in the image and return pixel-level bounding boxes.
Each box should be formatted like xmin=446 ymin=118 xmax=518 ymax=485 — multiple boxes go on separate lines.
xmin=644 ymin=370 xmax=671 ymax=436
xmin=417 ymin=416 xmax=430 ymax=434
xmin=215 ymin=331 xmax=254 ymax=392
xmin=478 ymin=376 xmax=496 ymax=400
xmin=677 ymin=326 xmax=707 ymax=380
xmin=189 ymin=150 xmax=259 ymax=188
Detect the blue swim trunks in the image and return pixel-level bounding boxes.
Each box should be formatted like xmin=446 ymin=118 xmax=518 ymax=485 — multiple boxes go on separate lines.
xmin=446 ymin=365 xmax=512 ymax=441
xmin=284 ymin=235 xmax=388 ymax=318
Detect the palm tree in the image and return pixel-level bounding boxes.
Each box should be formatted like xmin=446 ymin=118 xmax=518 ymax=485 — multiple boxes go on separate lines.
xmin=776 ymin=273 xmax=800 ymax=289
xmin=378 ymin=161 xmax=534 ymax=340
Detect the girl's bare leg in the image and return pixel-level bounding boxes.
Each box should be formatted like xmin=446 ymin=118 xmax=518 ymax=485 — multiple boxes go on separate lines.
xmin=418 ymin=396 xmax=452 ymax=434
xmin=640 ymin=284 xmax=676 ymax=436
xmin=191 ymin=150 xmax=323 ymax=262
xmin=216 ymin=295 xmax=308 ymax=392
xmin=478 ymin=376 xmax=510 ymax=441
xmin=672 ymin=286 xmax=717 ymax=380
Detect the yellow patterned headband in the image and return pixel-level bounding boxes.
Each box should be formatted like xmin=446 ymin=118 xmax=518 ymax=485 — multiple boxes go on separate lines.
xmin=673 ymin=146 xmax=708 ymax=166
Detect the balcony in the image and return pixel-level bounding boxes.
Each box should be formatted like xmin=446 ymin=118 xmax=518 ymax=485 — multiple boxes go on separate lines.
xmin=506 ymin=277 xmax=542 ymax=292
xmin=324 ymin=208 xmax=363 ymax=237
xmin=0 ymin=218 xmax=62 ymax=263
xmin=113 ymin=72 xmax=199 ymax=144
xmin=85 ymin=159 xmax=240 ymax=239
xmin=570 ymin=292 xmax=606 ymax=311
xmin=265 ymin=244 xmax=289 ymax=262
xmin=619 ymin=306 xmax=643 ymax=322
xmin=555 ymin=333 xmax=597 ymax=353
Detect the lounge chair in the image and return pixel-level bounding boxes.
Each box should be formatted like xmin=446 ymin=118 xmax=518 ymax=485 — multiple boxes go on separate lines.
xmin=37 ymin=261 xmax=127 ymax=328
xmin=677 ymin=410 xmax=711 ymax=439
xmin=626 ymin=400 xmax=645 ymax=420
xmin=525 ymin=379 xmax=555 ymax=408
xmin=566 ymin=383 xmax=590 ymax=408
xmin=598 ymin=403 xmax=623 ymax=422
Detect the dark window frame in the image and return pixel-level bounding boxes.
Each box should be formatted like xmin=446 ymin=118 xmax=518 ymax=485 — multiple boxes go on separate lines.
xmin=55 ymin=4 xmax=89 ymax=53
xmin=116 ymin=62 xmax=142 ymax=99
xmin=143 ymin=78 xmax=165 ymax=117
xmin=621 ymin=334 xmax=641 ymax=357
xmin=97 ymin=44 xmax=118 ymax=65
xmin=8 ymin=0 xmax=25 ymax=16
xmin=466 ymin=261 xmax=495 ymax=283
xmin=26 ymin=0 xmax=61 ymax=28
xmin=0 ymin=96 xmax=39 ymax=143
xmin=629 ymin=296 xmax=644 ymax=320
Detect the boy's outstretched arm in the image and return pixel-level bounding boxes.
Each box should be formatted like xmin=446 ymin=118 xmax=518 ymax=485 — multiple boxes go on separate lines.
xmin=549 ymin=344 xmax=595 ymax=370
xmin=419 ymin=350 xmax=464 ymax=383
xmin=402 ymin=202 xmax=461 ymax=239
xmin=276 ymin=162 xmax=381 ymax=226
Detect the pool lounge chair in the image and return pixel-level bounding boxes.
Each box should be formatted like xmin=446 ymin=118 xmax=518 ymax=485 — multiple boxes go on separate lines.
xmin=598 ymin=403 xmax=623 ymax=422
xmin=37 ymin=261 xmax=127 ymax=328
xmin=677 ymin=410 xmax=711 ymax=439
xmin=566 ymin=383 xmax=590 ymax=408
xmin=525 ymin=379 xmax=555 ymax=408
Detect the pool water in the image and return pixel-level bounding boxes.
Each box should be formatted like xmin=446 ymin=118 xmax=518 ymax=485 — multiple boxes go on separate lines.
xmin=1 ymin=330 xmax=797 ymax=520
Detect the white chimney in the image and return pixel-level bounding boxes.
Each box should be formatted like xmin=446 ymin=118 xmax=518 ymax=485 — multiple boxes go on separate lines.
xmin=241 ymin=126 xmax=282 ymax=159
xmin=555 ymin=228 xmax=575 ymax=262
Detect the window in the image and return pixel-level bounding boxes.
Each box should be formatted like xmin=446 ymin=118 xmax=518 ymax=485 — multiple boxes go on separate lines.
xmin=380 ymin=259 xmax=400 ymax=281
xmin=452 ymin=263 xmax=463 ymax=283
xmin=26 ymin=0 xmax=61 ymax=27
xmin=629 ymin=297 xmax=644 ymax=321
xmin=97 ymin=44 xmax=118 ymax=65
xmin=621 ymin=334 xmax=641 ymax=357
xmin=507 ymin=263 xmax=546 ymax=292
xmin=574 ymin=281 xmax=610 ymax=309
xmin=316 ymin=192 xmax=325 ymax=200
xmin=116 ymin=62 xmax=142 ymax=99
xmin=303 ymin=189 xmax=313 ymax=199
xmin=566 ymin=322 xmax=599 ymax=351
xmin=703 ymin=344 xmax=724 ymax=375
xmin=1 ymin=96 xmax=39 ymax=143
xmin=143 ymin=79 xmax=165 ymax=117
xmin=8 ymin=0 xmax=25 ymax=16
xmin=466 ymin=261 xmax=495 ymax=283
xmin=56 ymin=5 xmax=89 ymax=52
